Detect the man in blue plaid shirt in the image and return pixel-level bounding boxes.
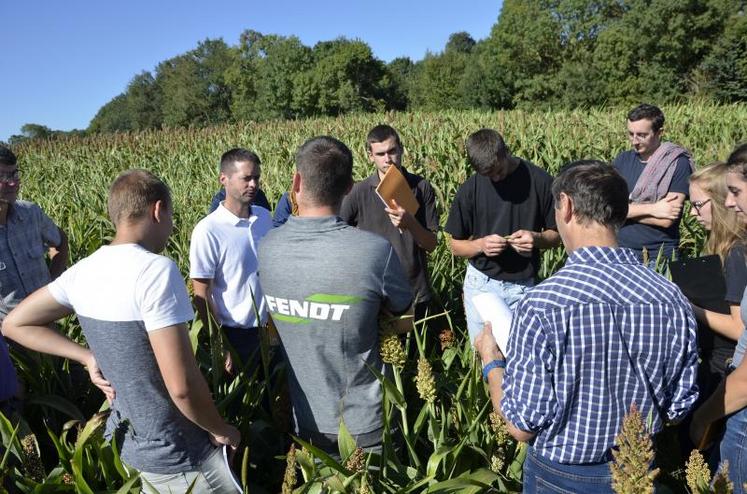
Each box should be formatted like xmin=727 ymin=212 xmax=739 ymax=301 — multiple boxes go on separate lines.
xmin=476 ymin=160 xmax=698 ymax=492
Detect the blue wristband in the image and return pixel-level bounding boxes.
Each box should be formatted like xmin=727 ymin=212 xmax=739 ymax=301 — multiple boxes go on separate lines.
xmin=482 ymin=359 xmax=506 ymax=381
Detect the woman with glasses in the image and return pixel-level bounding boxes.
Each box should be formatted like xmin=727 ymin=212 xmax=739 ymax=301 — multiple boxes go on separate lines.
xmin=689 ymin=162 xmax=747 ymax=384
xmin=691 ymin=148 xmax=747 ymax=488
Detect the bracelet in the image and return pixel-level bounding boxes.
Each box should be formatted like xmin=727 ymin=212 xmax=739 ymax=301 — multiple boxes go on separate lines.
xmin=482 ymin=359 xmax=506 ymax=381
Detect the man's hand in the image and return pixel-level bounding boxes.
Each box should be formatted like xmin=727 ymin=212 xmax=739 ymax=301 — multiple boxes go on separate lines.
xmin=650 ymin=193 xmax=683 ymax=220
xmin=384 ymin=199 xmax=413 ymax=230
xmin=507 ymin=230 xmax=535 ymax=256
xmin=475 ymin=322 xmax=504 ymax=364
xmin=479 ymin=234 xmax=508 ymax=257
xmin=209 ymin=424 xmax=241 ymax=461
xmin=224 ymin=350 xmax=234 ymax=375
xmin=84 ymin=354 xmax=115 ymax=403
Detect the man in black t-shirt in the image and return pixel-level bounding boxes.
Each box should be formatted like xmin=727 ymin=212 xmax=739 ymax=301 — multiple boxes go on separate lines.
xmin=445 ymin=129 xmax=560 ymax=342
xmin=341 ymin=125 xmax=439 ymax=325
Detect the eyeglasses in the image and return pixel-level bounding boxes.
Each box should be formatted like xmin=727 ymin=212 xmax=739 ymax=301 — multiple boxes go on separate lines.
xmin=627 ymin=131 xmax=654 ymax=142
xmin=691 ymin=198 xmax=711 ymax=214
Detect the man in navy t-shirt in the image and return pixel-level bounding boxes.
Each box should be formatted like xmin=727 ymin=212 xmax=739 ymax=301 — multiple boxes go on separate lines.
xmin=613 ymin=104 xmax=693 ymax=263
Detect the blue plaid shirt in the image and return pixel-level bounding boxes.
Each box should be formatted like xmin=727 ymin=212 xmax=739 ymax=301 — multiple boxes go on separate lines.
xmin=501 ymin=246 xmax=698 ymax=464
xmin=0 ymin=200 xmax=61 ymax=317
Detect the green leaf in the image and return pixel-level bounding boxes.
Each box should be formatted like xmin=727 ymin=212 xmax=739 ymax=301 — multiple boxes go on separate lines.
xmin=45 ymin=422 xmax=72 ymax=466
xmin=365 ymin=362 xmax=406 ymax=409
xmin=412 ymin=403 xmax=430 ymax=436
xmin=441 ymin=347 xmax=458 ymax=370
xmin=337 ymin=418 xmax=356 ymax=461
xmin=70 ymin=460 xmax=95 ymax=494
xmin=189 ymin=317 xmax=203 ymax=353
xmin=400 ymin=476 xmax=436 ymax=493
xmin=508 ymin=441 xmax=527 ymax=481
xmin=114 ymin=474 xmax=141 ymax=494
xmin=72 ymin=413 xmax=106 ymax=476
xmin=426 ymin=445 xmax=454 ymax=478
xmin=28 ymin=395 xmax=85 ymax=422
xmin=292 ymin=436 xmax=348 ymax=475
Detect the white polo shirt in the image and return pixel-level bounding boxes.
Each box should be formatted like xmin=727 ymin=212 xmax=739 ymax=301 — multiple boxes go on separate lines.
xmin=189 ymin=203 xmax=272 ymax=328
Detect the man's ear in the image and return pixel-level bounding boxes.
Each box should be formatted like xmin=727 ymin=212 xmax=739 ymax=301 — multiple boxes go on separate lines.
xmin=558 ymin=193 xmax=574 ymax=224
xmin=291 ymin=172 xmax=301 ymax=194
xmin=153 ymin=200 xmax=167 ymax=223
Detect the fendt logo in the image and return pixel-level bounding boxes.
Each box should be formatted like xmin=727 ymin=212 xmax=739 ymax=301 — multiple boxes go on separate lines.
xmin=265 ymin=293 xmax=362 ymax=323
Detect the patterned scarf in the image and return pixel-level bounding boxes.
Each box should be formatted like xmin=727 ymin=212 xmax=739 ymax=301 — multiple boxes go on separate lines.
xmin=629 ymin=142 xmax=695 ymax=203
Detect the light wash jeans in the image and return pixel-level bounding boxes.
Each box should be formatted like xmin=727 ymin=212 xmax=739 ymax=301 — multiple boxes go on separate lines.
xmin=720 ymin=406 xmax=747 ymax=493
xmin=462 ymin=263 xmax=534 ymax=343
xmin=139 ymin=447 xmax=240 ymax=494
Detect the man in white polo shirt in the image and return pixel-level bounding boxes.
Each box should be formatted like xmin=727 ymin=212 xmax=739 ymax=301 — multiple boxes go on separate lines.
xmin=190 ymin=148 xmax=272 ymax=373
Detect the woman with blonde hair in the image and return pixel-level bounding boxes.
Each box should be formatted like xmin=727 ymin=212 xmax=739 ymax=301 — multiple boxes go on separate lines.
xmin=689 ymin=162 xmax=747 ymax=384
xmin=691 ymin=150 xmax=747 ymax=488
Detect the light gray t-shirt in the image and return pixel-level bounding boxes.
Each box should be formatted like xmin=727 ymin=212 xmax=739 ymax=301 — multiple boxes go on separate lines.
xmin=48 ymin=244 xmax=213 ymax=474
xmin=258 ymin=216 xmax=412 ymax=439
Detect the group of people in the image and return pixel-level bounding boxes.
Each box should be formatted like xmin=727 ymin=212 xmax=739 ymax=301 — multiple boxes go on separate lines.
xmin=0 ymin=103 xmax=746 ymax=493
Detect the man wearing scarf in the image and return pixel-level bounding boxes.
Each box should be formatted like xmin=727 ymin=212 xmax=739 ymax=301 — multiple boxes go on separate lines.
xmin=613 ymin=104 xmax=695 ymax=264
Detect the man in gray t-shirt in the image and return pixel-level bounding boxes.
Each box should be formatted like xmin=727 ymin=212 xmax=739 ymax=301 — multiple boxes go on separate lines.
xmin=258 ymin=136 xmax=413 ymax=454
xmin=3 ymin=170 xmax=240 ymax=492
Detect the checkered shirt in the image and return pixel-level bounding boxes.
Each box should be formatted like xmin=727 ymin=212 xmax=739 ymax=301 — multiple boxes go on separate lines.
xmin=501 ymin=246 xmax=698 ymax=463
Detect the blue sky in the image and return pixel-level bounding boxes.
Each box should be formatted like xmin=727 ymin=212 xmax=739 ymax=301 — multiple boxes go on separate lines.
xmin=1 ymin=0 xmax=502 ymax=142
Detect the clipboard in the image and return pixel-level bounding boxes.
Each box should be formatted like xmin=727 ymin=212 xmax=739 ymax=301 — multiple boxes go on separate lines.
xmin=669 ymin=255 xmax=728 ymax=314
xmin=375 ymin=166 xmax=419 ymax=215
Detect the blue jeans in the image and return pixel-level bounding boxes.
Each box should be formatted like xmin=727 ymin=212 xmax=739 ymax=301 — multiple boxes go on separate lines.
xmin=462 ymin=263 xmax=534 ymax=342
xmin=523 ymin=448 xmax=614 ymax=494
xmin=720 ymin=406 xmax=747 ymax=493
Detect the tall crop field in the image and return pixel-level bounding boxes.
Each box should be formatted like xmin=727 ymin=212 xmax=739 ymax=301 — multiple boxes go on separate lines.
xmin=3 ymin=103 xmax=746 ymax=491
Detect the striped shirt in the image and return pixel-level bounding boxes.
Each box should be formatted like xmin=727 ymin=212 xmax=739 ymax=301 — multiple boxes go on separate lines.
xmin=501 ymin=246 xmax=698 ymax=464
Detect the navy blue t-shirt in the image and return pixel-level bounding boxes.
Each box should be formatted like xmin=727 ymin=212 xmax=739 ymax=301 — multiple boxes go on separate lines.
xmin=613 ymin=150 xmax=692 ymax=258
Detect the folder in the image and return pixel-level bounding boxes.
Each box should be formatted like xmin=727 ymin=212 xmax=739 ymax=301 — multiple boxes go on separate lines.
xmin=375 ymin=166 xmax=419 ymax=215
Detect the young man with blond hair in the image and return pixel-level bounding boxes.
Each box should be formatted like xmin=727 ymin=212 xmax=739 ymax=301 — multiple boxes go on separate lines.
xmin=3 ymin=169 xmax=240 ymax=493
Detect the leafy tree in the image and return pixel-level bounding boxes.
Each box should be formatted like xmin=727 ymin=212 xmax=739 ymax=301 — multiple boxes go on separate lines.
xmin=409 ymin=50 xmax=469 ymax=110
xmin=485 ymin=0 xmax=564 ymax=107
xmin=227 ymin=31 xmax=312 ymax=121
xmin=126 ymin=71 xmax=162 ymax=130
xmin=158 ymin=38 xmax=236 ymax=127
xmin=20 ymin=124 xmax=53 ymax=140
xmin=291 ymin=38 xmax=391 ymax=117
xmin=699 ymin=12 xmax=747 ymax=102
xmin=89 ymin=94 xmax=132 ymax=133
xmin=387 ymin=57 xmax=415 ymax=110
xmin=445 ymin=32 xmax=476 ymax=54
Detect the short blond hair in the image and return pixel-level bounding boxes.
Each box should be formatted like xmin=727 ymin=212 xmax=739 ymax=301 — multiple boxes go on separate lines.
xmin=108 ymin=169 xmax=171 ymax=226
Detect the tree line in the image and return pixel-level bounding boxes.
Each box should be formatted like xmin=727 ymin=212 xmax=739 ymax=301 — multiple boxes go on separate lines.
xmin=8 ymin=0 xmax=747 ymax=144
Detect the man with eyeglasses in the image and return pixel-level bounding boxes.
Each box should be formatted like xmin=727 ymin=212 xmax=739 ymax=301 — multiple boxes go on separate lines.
xmin=0 ymin=145 xmax=68 ymax=417
xmin=612 ymin=104 xmax=694 ymax=264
